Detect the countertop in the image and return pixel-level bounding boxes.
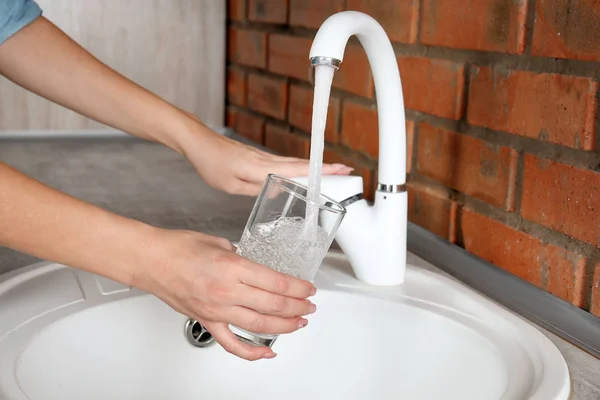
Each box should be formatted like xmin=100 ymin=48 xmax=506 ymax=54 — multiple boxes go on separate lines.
xmin=0 ymin=136 xmax=598 ymax=399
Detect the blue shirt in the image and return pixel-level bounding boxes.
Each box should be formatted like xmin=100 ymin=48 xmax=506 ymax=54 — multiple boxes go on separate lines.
xmin=0 ymin=0 xmax=42 ymax=45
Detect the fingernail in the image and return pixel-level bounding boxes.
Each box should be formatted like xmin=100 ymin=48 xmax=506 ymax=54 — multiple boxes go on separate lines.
xmin=263 ymin=352 xmax=277 ymax=359
xmin=298 ymin=319 xmax=308 ymax=328
xmin=331 ymin=163 xmax=346 ymax=169
xmin=309 ymin=303 xmax=317 ymax=314
xmin=310 ymin=287 xmax=317 ymax=296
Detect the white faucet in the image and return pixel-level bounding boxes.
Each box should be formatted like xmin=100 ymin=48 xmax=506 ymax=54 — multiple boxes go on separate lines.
xmin=295 ymin=11 xmax=408 ymax=286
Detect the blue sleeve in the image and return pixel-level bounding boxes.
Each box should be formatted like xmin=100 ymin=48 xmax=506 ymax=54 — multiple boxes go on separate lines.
xmin=0 ymin=0 xmax=42 ymax=45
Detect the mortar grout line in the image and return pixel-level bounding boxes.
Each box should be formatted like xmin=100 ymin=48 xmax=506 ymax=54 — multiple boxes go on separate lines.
xmin=583 ymin=259 xmax=596 ymax=311
xmin=523 ymin=0 xmax=538 ymax=56
xmin=512 ymin=152 xmax=525 ymax=215
xmin=410 ymin=115 xmax=421 ymax=177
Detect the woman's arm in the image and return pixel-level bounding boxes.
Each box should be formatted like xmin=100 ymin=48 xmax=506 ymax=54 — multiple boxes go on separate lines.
xmin=0 ymin=16 xmax=353 ymax=196
xmin=0 ymin=161 xmax=151 ymax=286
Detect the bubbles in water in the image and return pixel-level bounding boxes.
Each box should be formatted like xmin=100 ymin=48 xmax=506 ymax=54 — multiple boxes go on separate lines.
xmin=236 ymin=217 xmax=330 ymax=280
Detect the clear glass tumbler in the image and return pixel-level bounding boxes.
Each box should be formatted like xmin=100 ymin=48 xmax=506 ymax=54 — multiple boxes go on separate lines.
xmin=230 ymin=174 xmax=346 ymax=348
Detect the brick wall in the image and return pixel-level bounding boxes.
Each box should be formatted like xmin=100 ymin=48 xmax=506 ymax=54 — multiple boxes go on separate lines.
xmin=225 ymin=0 xmax=600 ymax=318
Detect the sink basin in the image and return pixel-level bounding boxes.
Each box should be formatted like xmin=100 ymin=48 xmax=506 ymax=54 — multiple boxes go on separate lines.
xmin=0 ymin=251 xmax=570 ymax=400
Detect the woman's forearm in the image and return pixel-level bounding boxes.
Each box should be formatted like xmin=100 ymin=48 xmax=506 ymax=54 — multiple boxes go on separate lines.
xmin=0 ymin=16 xmax=198 ymax=153
xmin=0 ymin=162 xmax=154 ymax=286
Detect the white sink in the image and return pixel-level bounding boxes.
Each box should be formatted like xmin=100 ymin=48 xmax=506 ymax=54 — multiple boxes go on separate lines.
xmin=0 ymin=251 xmax=570 ymax=400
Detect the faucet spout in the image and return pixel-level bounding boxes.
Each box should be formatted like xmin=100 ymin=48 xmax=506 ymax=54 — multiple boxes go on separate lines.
xmin=298 ymin=11 xmax=408 ymax=285
xmin=309 ymin=11 xmax=407 ymax=186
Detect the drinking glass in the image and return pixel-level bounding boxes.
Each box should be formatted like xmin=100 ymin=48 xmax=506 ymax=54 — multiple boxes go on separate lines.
xmin=230 ymin=174 xmax=346 ymax=348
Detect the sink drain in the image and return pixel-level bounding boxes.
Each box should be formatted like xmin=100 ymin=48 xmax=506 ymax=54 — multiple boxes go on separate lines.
xmin=185 ymin=319 xmax=215 ymax=348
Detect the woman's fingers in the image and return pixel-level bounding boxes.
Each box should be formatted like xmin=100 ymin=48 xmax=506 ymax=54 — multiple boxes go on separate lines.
xmin=323 ymin=163 xmax=354 ymax=175
xmin=234 ymin=164 xmax=354 ymax=196
xmin=269 ymin=153 xmax=353 ymax=174
xmin=234 ymin=284 xmax=316 ymax=317
xmin=237 ymin=258 xmax=316 ymax=299
xmin=203 ymin=321 xmax=275 ymax=361
xmin=227 ymin=306 xmax=308 ymax=335
xmin=240 ymin=158 xmax=353 ymax=185
xmin=268 ymin=162 xmax=353 ymax=179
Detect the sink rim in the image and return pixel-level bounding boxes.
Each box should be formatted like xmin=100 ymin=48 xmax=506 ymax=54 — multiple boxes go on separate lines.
xmin=0 ymin=253 xmax=571 ymax=400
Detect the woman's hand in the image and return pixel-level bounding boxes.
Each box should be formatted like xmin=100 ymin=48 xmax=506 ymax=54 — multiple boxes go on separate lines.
xmin=0 ymin=162 xmax=315 ymax=362
xmin=181 ymin=116 xmax=354 ymax=197
xmin=139 ymin=228 xmax=317 ymax=361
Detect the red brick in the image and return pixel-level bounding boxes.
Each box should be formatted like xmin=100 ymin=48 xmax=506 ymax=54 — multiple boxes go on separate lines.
xmin=407 ymin=183 xmax=457 ymax=242
xmin=268 ymin=35 xmax=312 ymax=82
xmin=333 ymin=45 xmax=373 ymax=97
xmin=347 ymin=0 xmax=419 ymax=43
xmin=228 ymin=28 xmax=267 ymax=68
xmin=544 ymin=246 xmax=587 ymax=308
xmin=248 ymin=0 xmax=287 ymax=23
xmin=289 ymin=0 xmax=345 ymax=29
xmin=247 ymin=74 xmax=288 ymax=120
xmin=228 ymin=0 xmax=246 ymax=21
xmin=406 ymin=121 xmax=415 ymax=174
xmin=421 ymin=0 xmax=528 ymax=53
xmin=460 ymin=210 xmax=543 ymax=286
xmin=234 ymin=111 xmax=265 ymax=144
xmin=226 ymin=107 xmax=238 ymax=128
xmin=462 ymin=208 xmax=588 ymax=306
xmin=227 ymin=68 xmax=246 ymax=106
xmin=522 ymin=155 xmax=600 ymax=246
xmin=323 ymin=149 xmax=373 ymax=199
xmin=533 ymin=0 xmax=600 ymax=61
xmin=417 ymin=124 xmax=518 ymax=210
xmin=398 ymin=57 xmax=465 ymax=120
xmin=591 ymin=263 xmax=600 ymax=316
xmin=288 ymin=85 xmax=340 ymax=143
xmin=265 ymin=124 xmax=309 ymax=158
xmin=341 ymin=101 xmax=378 ymax=158
xmin=468 ymin=67 xmax=598 ymax=150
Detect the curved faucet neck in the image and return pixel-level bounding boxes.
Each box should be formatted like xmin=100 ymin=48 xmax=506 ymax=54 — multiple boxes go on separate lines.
xmin=310 ymin=11 xmax=407 ymax=188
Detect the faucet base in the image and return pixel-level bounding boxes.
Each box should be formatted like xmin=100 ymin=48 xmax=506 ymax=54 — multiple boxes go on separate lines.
xmin=335 ymin=191 xmax=408 ymax=286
